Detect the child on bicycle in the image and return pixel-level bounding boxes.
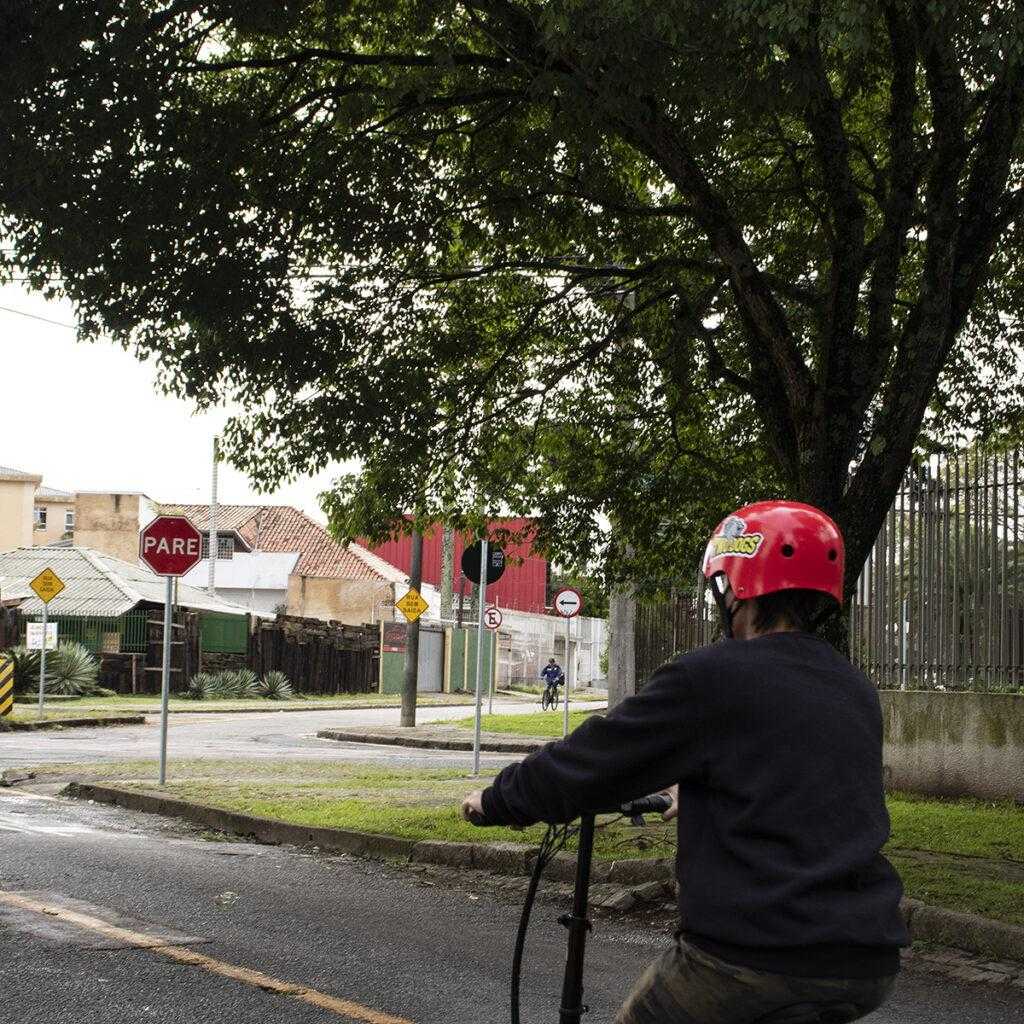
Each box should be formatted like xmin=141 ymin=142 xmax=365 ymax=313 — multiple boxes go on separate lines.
xmin=462 ymin=502 xmax=906 ymax=1024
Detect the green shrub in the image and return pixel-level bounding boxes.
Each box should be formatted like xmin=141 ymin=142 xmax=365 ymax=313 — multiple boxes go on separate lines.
xmin=258 ymin=671 xmax=294 ymax=701
xmin=186 ymin=673 xmax=220 ymax=700
xmin=44 ymin=642 xmax=100 ymax=696
xmin=217 ymin=668 xmax=260 ymax=698
xmin=4 ymin=646 xmax=41 ymax=694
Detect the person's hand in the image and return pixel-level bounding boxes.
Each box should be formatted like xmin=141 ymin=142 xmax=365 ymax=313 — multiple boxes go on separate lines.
xmin=661 ymin=784 xmax=679 ymax=822
xmin=461 ymin=790 xmax=485 ymax=823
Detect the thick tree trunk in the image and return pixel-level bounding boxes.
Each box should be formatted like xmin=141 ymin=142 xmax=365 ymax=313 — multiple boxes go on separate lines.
xmin=607 ymin=587 xmax=636 ymax=707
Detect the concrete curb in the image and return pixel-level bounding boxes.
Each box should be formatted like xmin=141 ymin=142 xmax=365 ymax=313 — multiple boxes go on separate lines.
xmin=6 ymin=715 xmax=145 ymax=732
xmin=900 ymin=898 xmax=1024 ymax=965
xmin=65 ymin=782 xmax=675 ymax=888
xmin=317 ymin=728 xmax=545 ymax=754
xmin=64 ymin=782 xmax=1024 ymax=964
xmin=73 ymin=700 xmax=487 ymax=717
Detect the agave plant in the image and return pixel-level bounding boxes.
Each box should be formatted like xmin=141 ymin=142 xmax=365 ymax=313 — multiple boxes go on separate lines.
xmin=44 ymin=642 xmax=99 ymax=696
xmin=218 ymin=668 xmax=260 ymax=698
xmin=257 ymin=671 xmax=294 ymax=701
xmin=4 ymin=645 xmax=41 ymax=694
xmin=186 ymin=672 xmax=220 ymax=700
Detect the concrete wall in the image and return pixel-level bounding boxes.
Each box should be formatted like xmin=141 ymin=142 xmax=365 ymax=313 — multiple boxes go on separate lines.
xmin=32 ymin=497 xmax=76 ymax=547
xmin=74 ymin=493 xmax=154 ymax=563
xmin=0 ymin=478 xmax=37 ymax=551
xmin=882 ymin=691 xmax=1024 ymax=801
xmin=287 ymin=575 xmax=395 ymax=625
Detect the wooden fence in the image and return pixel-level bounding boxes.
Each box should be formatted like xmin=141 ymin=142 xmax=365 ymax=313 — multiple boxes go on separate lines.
xmin=249 ymin=616 xmax=379 ymax=694
xmin=0 ymin=607 xmax=23 ymax=651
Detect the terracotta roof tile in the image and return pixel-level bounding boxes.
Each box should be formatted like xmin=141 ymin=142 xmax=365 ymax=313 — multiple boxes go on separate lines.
xmin=160 ymin=503 xmax=398 ymax=581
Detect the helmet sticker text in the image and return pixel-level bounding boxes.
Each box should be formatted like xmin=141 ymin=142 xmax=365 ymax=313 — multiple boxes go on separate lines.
xmin=707 ymin=516 xmax=765 ymax=561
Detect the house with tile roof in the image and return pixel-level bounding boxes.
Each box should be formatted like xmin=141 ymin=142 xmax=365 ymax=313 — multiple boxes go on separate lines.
xmin=161 ymin=503 xmax=408 ymax=623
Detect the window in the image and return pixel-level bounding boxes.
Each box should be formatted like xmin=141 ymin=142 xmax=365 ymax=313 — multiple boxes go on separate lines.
xmin=201 ymin=534 xmax=235 ymax=560
xmin=65 ymin=510 xmax=75 ymax=533
xmin=33 ymin=507 xmax=47 ymax=530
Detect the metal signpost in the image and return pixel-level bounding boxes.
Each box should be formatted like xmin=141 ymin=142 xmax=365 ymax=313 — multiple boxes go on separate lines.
xmin=483 ymin=606 xmax=502 ymax=714
xmin=462 ymin=539 xmax=506 ymax=774
xmin=29 ymin=568 xmax=65 ymax=717
xmin=139 ymin=515 xmax=203 ymax=785
xmin=553 ymin=586 xmax=584 ymax=738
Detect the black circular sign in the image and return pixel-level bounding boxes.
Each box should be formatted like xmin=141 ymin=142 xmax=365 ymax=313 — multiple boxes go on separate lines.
xmin=461 ymin=541 xmax=506 ymax=585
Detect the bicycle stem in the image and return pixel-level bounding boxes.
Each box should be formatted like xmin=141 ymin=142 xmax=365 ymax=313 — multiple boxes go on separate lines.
xmin=558 ymin=813 xmax=596 ymax=1024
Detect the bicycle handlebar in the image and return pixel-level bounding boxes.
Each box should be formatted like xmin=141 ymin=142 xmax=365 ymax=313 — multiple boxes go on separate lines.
xmin=618 ymin=793 xmax=673 ymax=817
xmin=466 ymin=792 xmax=672 ymax=827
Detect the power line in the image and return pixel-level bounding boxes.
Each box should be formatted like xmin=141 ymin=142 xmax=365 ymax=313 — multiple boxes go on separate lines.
xmin=0 ymin=305 xmax=77 ymax=330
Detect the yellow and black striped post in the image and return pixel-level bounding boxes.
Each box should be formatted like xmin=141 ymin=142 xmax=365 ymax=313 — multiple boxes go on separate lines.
xmin=0 ymin=654 xmax=13 ymax=718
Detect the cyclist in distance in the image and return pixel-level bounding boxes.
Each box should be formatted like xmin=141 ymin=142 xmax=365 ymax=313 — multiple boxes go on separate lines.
xmin=462 ymin=502 xmax=907 ymax=1023
xmin=539 ymin=657 xmax=564 ymax=695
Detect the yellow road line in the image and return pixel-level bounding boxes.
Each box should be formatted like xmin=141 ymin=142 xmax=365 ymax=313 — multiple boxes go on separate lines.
xmin=0 ymin=890 xmax=414 ymax=1024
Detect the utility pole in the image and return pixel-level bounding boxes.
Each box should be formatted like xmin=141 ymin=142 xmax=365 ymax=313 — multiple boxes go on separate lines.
xmin=208 ymin=435 xmax=220 ymax=596
xmin=401 ymin=528 xmax=424 ymax=727
xmin=440 ymin=526 xmax=455 ymax=621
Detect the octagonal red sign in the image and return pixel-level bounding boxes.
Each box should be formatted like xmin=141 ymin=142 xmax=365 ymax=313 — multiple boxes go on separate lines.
xmin=140 ymin=516 xmax=203 ymax=576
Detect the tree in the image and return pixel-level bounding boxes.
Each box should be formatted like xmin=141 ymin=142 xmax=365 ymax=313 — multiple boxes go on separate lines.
xmin=3 ymin=2 xmax=1024 ymax=599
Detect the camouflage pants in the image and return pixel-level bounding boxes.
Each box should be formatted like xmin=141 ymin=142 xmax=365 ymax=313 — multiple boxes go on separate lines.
xmin=615 ymin=939 xmax=896 ymax=1024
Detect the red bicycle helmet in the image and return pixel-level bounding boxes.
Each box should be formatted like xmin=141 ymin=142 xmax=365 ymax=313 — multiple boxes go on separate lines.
xmin=702 ymin=501 xmax=845 ymax=606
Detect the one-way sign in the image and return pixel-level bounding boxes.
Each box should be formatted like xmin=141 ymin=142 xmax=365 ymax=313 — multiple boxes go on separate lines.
xmin=553 ymin=586 xmax=583 ymax=618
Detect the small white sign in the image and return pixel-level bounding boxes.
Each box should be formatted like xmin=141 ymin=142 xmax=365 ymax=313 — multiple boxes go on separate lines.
xmin=483 ymin=606 xmax=503 ymax=630
xmin=553 ymin=587 xmax=583 ymax=618
xmin=27 ymin=622 xmax=58 ymax=651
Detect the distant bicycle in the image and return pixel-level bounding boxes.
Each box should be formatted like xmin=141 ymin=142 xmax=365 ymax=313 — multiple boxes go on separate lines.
xmin=540 ymin=678 xmax=563 ymax=711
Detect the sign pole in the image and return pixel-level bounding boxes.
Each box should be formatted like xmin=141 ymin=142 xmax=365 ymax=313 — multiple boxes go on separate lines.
xmin=472 ymin=538 xmax=488 ymax=776
xmin=159 ymin=574 xmax=173 ymax=785
xmin=564 ymin=613 xmax=570 ymax=738
xmin=37 ymin=601 xmax=48 ymax=717
xmin=487 ymin=633 xmax=494 ymax=717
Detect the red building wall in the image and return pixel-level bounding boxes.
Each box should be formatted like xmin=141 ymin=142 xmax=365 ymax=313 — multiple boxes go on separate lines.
xmin=368 ymin=519 xmax=549 ymax=614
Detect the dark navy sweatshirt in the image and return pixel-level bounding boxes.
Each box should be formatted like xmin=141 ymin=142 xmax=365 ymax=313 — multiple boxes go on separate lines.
xmin=481 ymin=632 xmax=908 ymax=979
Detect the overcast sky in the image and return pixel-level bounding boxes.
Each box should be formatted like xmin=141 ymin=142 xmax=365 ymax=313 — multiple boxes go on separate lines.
xmin=0 ymin=284 xmax=343 ymax=522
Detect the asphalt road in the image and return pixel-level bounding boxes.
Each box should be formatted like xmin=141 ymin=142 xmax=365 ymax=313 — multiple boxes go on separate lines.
xmin=2 ymin=789 xmax=1023 ymax=1024
xmin=0 ymin=700 xmax=585 ymax=772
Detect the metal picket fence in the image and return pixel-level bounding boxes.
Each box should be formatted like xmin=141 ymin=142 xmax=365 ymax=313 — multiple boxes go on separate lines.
xmin=635 ymin=447 xmax=1024 ymax=692
xmin=853 ymin=449 xmax=1024 ymax=692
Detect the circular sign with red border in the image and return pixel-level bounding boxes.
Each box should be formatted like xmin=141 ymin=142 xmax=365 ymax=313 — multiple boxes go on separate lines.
xmin=553 ymin=586 xmax=583 ymax=618
xmin=483 ymin=606 xmax=503 ymax=630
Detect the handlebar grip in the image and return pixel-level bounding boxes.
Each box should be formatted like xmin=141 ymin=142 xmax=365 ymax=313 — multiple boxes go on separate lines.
xmin=620 ymin=793 xmax=673 ymax=817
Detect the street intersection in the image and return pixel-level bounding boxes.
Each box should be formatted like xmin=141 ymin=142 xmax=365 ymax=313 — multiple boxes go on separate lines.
xmin=2 ymin=704 xmax=1023 ymax=1023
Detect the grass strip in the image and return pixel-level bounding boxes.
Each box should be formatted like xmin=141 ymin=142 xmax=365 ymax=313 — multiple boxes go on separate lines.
xmin=452 ymin=711 xmax=596 ymax=737
xmin=51 ymin=692 xmax=488 ymax=714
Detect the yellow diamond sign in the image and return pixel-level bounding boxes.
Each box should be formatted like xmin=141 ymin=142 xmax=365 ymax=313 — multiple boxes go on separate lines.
xmin=30 ymin=568 xmax=65 ymax=605
xmin=396 ymin=588 xmax=429 ymax=623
